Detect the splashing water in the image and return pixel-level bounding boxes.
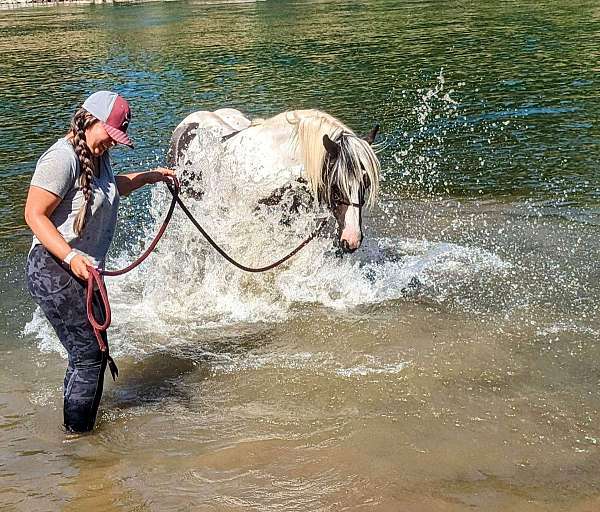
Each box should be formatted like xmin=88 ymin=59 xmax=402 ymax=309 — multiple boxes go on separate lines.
xmin=386 ymin=69 xmax=462 ymax=198
xmin=24 ymin=94 xmax=513 ymax=358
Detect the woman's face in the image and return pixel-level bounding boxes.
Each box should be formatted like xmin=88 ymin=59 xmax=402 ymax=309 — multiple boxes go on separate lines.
xmin=85 ymin=122 xmax=116 ymax=156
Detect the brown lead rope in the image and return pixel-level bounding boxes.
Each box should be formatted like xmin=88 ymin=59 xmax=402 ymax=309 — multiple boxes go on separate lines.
xmin=171 ymin=187 xmax=328 ymax=272
xmin=86 ymin=178 xmax=329 ymax=379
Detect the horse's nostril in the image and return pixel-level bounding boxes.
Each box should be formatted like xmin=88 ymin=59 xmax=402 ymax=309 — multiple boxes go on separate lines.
xmin=340 ymin=240 xmax=353 ymax=253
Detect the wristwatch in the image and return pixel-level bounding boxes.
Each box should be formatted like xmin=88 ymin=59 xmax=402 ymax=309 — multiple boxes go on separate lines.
xmin=63 ymin=250 xmax=78 ymax=266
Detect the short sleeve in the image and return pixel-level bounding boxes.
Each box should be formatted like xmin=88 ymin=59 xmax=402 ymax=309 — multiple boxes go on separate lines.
xmin=30 ymin=144 xmax=78 ymax=199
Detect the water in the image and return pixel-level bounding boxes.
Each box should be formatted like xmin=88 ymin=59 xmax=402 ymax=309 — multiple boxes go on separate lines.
xmin=1 ymin=1 xmax=600 ymax=510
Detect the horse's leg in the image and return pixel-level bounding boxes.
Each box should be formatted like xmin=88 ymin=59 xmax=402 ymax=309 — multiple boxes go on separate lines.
xmin=257 ymin=183 xmax=294 ymax=207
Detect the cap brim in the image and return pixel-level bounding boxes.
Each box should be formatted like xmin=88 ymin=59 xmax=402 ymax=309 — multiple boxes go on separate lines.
xmin=103 ymin=123 xmax=134 ymax=148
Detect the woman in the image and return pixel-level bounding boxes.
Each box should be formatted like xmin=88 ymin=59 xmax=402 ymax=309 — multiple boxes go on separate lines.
xmin=24 ymin=90 xmax=176 ymax=434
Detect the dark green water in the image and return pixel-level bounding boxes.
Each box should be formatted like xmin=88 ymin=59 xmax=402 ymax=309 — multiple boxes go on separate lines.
xmin=1 ymin=1 xmax=599 ymax=511
xmin=1 ymin=0 xmax=599 ymax=246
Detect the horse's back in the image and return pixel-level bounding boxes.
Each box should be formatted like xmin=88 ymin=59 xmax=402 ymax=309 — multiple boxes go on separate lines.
xmin=169 ymin=108 xmax=348 ymax=189
xmin=168 ymin=109 xmax=251 ymax=167
xmin=177 ymin=109 xmax=250 ymax=134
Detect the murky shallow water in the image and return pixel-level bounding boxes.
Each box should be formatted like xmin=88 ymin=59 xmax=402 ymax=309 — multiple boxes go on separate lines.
xmin=1 ymin=0 xmax=600 ymax=510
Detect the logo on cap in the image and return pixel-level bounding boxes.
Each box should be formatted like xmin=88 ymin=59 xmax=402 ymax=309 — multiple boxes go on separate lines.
xmin=121 ymin=110 xmax=131 ymax=132
xmin=82 ymin=91 xmax=134 ymax=148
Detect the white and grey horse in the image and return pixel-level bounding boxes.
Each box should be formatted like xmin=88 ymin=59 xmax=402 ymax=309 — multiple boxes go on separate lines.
xmin=167 ymin=108 xmax=380 ymax=253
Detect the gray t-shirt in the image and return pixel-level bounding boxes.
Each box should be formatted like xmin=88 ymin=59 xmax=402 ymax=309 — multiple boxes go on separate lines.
xmin=30 ymin=137 xmax=120 ymax=268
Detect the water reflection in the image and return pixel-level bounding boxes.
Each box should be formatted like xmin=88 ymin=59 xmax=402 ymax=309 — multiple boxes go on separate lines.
xmin=1 ymin=0 xmax=598 ymax=210
xmin=1 ymin=1 xmax=600 ymax=510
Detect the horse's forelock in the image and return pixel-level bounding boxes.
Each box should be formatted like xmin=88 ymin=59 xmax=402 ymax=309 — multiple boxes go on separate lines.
xmin=287 ymin=110 xmax=380 ymax=208
xmin=288 ymin=110 xmax=347 ymax=200
xmin=328 ymin=134 xmax=380 ymax=208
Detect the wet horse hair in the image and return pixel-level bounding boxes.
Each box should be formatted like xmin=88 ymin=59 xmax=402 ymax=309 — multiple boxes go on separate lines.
xmin=167 ymin=109 xmax=381 ymax=241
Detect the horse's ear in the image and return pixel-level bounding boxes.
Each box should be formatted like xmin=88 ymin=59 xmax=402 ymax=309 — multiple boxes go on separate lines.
xmin=364 ymin=124 xmax=380 ymax=145
xmin=323 ymin=134 xmax=339 ymax=158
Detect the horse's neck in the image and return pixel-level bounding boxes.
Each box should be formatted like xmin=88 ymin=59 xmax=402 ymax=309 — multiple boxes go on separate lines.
xmin=230 ymin=114 xmax=302 ymax=168
xmin=223 ymin=109 xmax=348 ymax=192
xmin=243 ymin=110 xmax=330 ymax=170
xmin=226 ymin=114 xmax=304 ymax=184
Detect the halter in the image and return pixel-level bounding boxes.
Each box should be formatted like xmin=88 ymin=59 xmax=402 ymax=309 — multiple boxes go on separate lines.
xmin=331 ymin=198 xmax=364 ymax=208
xmin=330 ymin=180 xmax=367 ymax=209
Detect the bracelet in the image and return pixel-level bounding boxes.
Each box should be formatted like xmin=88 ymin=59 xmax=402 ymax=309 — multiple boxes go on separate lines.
xmin=63 ymin=250 xmax=78 ymax=266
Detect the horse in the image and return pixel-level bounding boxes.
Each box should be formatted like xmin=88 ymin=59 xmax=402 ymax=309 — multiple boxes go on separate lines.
xmin=167 ymin=108 xmax=381 ymax=253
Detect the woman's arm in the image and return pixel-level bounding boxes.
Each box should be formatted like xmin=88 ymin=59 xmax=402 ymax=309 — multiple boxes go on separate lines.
xmin=24 ymin=186 xmax=94 ymax=280
xmin=115 ymin=167 xmax=176 ymax=196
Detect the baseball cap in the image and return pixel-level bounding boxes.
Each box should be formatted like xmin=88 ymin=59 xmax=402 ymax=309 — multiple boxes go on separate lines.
xmin=82 ymin=91 xmax=133 ymax=148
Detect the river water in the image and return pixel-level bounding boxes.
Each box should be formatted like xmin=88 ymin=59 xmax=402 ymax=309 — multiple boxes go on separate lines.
xmin=1 ymin=1 xmax=600 ymax=510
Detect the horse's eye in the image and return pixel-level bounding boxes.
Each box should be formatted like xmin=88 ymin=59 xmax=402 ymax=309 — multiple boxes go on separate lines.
xmin=328 ymin=186 xmax=338 ymax=200
xmin=362 ymin=173 xmax=371 ymax=189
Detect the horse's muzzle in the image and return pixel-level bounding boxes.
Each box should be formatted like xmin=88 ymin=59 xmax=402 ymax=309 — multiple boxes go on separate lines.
xmin=339 ymin=239 xmax=358 ymax=254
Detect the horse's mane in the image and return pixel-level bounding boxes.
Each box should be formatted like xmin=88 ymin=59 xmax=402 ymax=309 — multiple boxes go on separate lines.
xmin=284 ymin=109 xmax=380 ymax=208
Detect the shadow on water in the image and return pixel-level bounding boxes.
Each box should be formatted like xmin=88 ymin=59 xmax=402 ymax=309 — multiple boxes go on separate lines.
xmin=104 ymin=353 xmax=202 ymax=410
xmin=102 ymin=326 xmax=275 ymax=411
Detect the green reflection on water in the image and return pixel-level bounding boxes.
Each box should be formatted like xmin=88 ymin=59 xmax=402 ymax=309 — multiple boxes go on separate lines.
xmin=0 ymin=0 xmax=598 ymax=258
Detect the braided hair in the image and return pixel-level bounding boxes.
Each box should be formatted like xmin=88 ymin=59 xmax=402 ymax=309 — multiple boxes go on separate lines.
xmin=69 ymin=108 xmax=97 ymax=236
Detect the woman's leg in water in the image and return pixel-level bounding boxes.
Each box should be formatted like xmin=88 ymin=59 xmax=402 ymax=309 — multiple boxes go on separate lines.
xmin=26 ymin=245 xmax=108 ymax=433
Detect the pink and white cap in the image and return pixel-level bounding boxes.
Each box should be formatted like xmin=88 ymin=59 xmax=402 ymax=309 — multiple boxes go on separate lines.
xmin=82 ymin=90 xmax=133 ymax=148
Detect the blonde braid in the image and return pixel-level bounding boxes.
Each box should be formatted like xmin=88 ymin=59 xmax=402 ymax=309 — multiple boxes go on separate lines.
xmin=69 ymin=108 xmax=97 ymax=236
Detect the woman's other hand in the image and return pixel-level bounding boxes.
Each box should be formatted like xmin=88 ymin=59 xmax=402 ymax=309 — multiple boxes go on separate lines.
xmin=116 ymin=168 xmax=177 ymax=196
xmin=70 ymin=254 xmax=94 ymax=281
xmin=147 ymin=167 xmax=177 ymax=184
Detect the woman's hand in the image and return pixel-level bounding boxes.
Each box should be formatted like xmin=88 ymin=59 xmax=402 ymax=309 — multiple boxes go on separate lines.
xmin=116 ymin=168 xmax=177 ymax=196
xmin=147 ymin=167 xmax=177 ymax=185
xmin=70 ymin=254 xmax=94 ymax=281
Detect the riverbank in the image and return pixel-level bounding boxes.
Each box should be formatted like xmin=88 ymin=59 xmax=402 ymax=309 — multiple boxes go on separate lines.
xmin=0 ymin=0 xmax=256 ymax=9
xmin=1 ymin=0 xmax=144 ymax=6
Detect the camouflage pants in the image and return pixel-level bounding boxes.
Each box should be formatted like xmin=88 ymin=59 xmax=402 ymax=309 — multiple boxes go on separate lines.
xmin=26 ymin=245 xmax=108 ymax=433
